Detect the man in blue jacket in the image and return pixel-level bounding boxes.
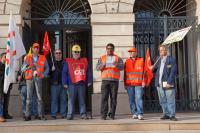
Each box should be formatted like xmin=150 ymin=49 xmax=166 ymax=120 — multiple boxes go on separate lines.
xmin=153 ymin=45 xmax=177 ymax=121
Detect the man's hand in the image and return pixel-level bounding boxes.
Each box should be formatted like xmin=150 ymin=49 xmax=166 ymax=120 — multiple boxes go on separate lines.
xmin=149 ymin=65 xmax=154 ymax=70
xmin=64 ymin=85 xmax=68 ymax=89
xmin=17 ymin=75 xmax=22 ymax=81
xmin=99 ymin=63 xmax=106 ymax=70
xmin=166 ymin=83 xmax=172 ymax=89
xmin=88 ymin=83 xmax=92 ymax=87
xmin=142 ymin=82 xmax=146 ymax=88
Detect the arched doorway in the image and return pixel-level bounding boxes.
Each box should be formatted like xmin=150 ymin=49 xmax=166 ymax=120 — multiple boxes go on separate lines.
xmin=133 ymin=0 xmax=199 ymax=112
xmin=23 ymin=0 xmax=92 ymax=114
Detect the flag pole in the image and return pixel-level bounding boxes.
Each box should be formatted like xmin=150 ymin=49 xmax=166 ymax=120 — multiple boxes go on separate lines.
xmin=50 ymin=48 xmax=55 ymax=71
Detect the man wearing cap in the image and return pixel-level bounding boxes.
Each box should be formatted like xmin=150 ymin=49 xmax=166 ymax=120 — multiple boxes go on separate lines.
xmin=62 ymin=44 xmax=92 ymax=120
xmin=96 ymin=43 xmax=124 ymax=120
xmin=23 ymin=42 xmax=49 ymax=121
xmin=124 ymin=47 xmax=146 ymax=120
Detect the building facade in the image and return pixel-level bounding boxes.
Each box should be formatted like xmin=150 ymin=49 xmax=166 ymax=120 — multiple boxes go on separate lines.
xmin=0 ymin=0 xmax=200 ymax=116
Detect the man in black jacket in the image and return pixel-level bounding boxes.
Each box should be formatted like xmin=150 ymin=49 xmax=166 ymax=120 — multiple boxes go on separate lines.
xmin=49 ymin=49 xmax=67 ymax=119
xmin=0 ymin=53 xmax=6 ymax=122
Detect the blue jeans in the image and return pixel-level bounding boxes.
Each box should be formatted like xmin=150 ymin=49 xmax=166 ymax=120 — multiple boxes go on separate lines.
xmin=127 ymin=86 xmax=144 ymax=115
xmin=157 ymin=86 xmax=176 ymax=117
xmin=67 ymin=82 xmax=86 ymax=118
xmin=19 ymin=85 xmax=38 ymax=116
xmin=51 ymin=84 xmax=67 ymax=117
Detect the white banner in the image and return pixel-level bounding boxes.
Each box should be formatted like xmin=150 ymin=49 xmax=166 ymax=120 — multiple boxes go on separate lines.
xmin=163 ymin=26 xmax=192 ymax=45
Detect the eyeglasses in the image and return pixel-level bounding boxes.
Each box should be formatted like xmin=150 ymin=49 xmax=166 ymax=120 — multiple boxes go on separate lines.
xmin=74 ymin=51 xmax=80 ymax=53
xmin=55 ymin=52 xmax=62 ymax=54
xmin=106 ymin=47 xmax=114 ymax=50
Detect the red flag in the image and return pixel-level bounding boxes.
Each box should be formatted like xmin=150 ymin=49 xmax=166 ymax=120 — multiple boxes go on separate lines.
xmin=43 ymin=31 xmax=51 ymax=56
xmin=144 ymin=48 xmax=153 ymax=87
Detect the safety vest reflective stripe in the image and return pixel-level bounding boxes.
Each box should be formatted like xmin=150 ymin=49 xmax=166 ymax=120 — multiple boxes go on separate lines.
xmin=126 ymin=77 xmax=143 ymax=81
xmin=101 ymin=69 xmax=120 ymax=79
xmin=101 ymin=55 xmax=120 ymax=80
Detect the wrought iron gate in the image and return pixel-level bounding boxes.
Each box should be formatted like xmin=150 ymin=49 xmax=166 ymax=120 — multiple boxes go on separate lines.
xmin=134 ymin=15 xmax=199 ymax=112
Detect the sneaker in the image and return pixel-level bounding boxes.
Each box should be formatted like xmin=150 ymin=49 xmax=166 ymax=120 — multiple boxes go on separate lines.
xmin=132 ymin=114 xmax=138 ymax=119
xmin=160 ymin=115 xmax=170 ymax=120
xmin=138 ymin=115 xmax=144 ymax=120
xmin=0 ymin=117 xmax=6 ymax=122
xmin=170 ymin=116 xmax=178 ymax=121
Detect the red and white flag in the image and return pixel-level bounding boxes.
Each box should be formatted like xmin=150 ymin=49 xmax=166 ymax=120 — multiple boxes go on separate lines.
xmin=43 ymin=31 xmax=51 ymax=56
xmin=4 ymin=13 xmax=26 ymax=93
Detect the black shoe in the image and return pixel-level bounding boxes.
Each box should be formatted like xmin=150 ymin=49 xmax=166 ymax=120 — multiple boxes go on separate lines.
xmin=24 ymin=116 xmax=31 ymax=121
xmin=38 ymin=116 xmax=47 ymax=120
xmin=51 ymin=116 xmax=56 ymax=120
xmin=81 ymin=116 xmax=88 ymax=120
xmin=101 ymin=116 xmax=106 ymax=120
xmin=170 ymin=116 xmax=178 ymax=121
xmin=4 ymin=114 xmax=13 ymax=119
xmin=34 ymin=115 xmax=39 ymax=119
xmin=108 ymin=113 xmax=115 ymax=120
xmin=67 ymin=116 xmax=73 ymax=120
xmin=61 ymin=116 xmax=66 ymax=119
xmin=160 ymin=115 xmax=170 ymax=120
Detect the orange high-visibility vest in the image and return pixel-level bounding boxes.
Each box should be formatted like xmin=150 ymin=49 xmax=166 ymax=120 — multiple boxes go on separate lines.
xmin=124 ymin=58 xmax=144 ymax=86
xmin=65 ymin=58 xmax=88 ymax=83
xmin=101 ymin=55 xmax=120 ymax=80
xmin=25 ymin=55 xmax=46 ymax=80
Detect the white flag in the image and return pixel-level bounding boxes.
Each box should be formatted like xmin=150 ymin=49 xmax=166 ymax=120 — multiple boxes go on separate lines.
xmin=4 ymin=14 xmax=26 ymax=93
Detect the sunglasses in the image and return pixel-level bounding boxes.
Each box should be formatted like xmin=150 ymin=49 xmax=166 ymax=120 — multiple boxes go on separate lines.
xmin=55 ymin=52 xmax=62 ymax=54
xmin=74 ymin=51 xmax=80 ymax=53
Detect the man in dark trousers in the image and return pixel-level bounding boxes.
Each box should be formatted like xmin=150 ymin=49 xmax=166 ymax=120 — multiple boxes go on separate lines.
xmin=96 ymin=43 xmax=124 ymax=120
xmin=0 ymin=53 xmax=6 ymax=122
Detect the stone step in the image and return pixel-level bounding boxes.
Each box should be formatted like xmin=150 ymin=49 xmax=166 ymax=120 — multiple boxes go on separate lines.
xmin=1 ymin=113 xmax=200 ymax=133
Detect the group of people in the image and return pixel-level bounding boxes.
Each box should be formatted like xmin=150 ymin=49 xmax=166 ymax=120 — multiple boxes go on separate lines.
xmin=0 ymin=42 xmax=177 ymax=123
xmin=97 ymin=43 xmax=177 ymax=121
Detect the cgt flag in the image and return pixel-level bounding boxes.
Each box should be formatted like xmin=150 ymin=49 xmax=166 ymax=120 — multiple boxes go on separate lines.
xmin=144 ymin=48 xmax=153 ymax=87
xmin=43 ymin=31 xmax=51 ymax=56
xmin=4 ymin=13 xmax=26 ymax=93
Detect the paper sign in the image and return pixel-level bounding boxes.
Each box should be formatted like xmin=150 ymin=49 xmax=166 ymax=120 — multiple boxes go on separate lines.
xmin=163 ymin=26 xmax=192 ymax=45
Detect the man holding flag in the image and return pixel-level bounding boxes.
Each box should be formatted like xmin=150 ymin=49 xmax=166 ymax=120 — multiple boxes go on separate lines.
xmin=23 ymin=43 xmax=49 ymax=121
xmin=3 ymin=13 xmax=26 ymax=120
xmin=150 ymin=45 xmax=177 ymax=121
